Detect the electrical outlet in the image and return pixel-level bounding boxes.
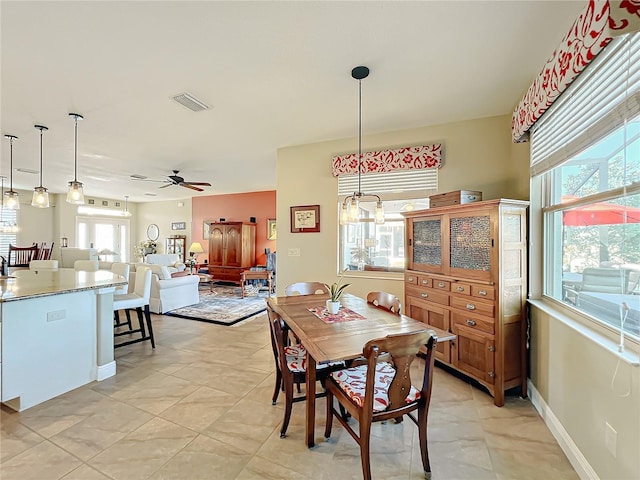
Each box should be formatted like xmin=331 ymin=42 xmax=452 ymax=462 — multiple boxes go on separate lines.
xmin=47 ymin=310 xmax=66 ymax=322
xmin=288 ymin=248 xmax=300 ymax=257
xmin=605 ymin=422 xmax=617 ymax=457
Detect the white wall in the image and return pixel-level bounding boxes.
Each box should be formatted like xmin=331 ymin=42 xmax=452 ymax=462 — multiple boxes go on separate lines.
xmin=135 ymin=198 xmax=192 ymax=260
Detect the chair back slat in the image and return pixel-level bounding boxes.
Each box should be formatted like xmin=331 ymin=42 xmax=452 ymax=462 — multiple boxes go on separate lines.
xmin=366 ymin=291 xmax=401 ymax=314
xmin=8 ymin=244 xmax=39 ymax=268
xmin=266 ymin=303 xmax=288 ymax=374
xmin=284 ymin=282 xmax=328 ymax=296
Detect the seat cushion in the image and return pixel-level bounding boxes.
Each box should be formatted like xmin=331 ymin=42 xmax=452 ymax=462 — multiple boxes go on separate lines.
xmin=284 ymin=344 xmax=343 ymax=373
xmin=330 ymin=363 xmax=420 ymax=412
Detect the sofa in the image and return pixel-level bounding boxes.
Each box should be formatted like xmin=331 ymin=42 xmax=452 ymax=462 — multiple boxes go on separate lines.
xmin=130 ymin=262 xmax=199 ymax=314
xmin=145 ymin=254 xmax=186 ymax=276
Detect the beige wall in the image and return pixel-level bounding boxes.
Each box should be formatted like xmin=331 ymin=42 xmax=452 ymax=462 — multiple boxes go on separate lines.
xmin=275 ymin=113 xmax=529 ymax=298
xmin=135 ymin=198 xmax=192 ymax=259
xmin=530 ymin=306 xmax=640 ymax=479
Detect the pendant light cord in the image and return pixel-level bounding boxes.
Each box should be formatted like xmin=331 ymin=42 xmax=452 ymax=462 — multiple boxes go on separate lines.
xmin=39 ymin=128 xmax=44 ymax=187
xmin=358 ymin=77 xmax=362 ymax=195
xmin=74 ymin=116 xmax=78 ymax=181
xmin=9 ymin=137 xmax=14 ymax=191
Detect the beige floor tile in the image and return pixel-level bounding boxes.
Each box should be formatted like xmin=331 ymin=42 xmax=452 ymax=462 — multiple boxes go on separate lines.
xmin=159 ymin=385 xmax=238 ymax=431
xmin=0 ymin=416 xmax=45 ymax=463
xmin=489 ymin=447 xmax=579 ymax=480
xmin=0 ymin=440 xmax=82 ymax=480
xmin=61 ymin=464 xmax=113 ymax=480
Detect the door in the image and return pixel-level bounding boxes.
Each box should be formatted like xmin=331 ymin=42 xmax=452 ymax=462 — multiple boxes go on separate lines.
xmin=209 ymin=225 xmax=225 ymax=266
xmin=405 ymin=296 xmax=451 ymax=363
xmin=223 ymin=224 xmax=243 ymax=267
xmin=451 ymin=324 xmax=495 ymax=384
xmin=448 ymin=209 xmax=494 ymax=282
xmin=407 ymin=215 xmax=445 ymax=273
xmin=77 ymin=217 xmax=130 ymax=262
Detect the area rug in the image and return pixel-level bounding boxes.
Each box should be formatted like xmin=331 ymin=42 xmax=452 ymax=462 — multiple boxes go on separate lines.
xmin=165 ymin=284 xmax=270 ymax=326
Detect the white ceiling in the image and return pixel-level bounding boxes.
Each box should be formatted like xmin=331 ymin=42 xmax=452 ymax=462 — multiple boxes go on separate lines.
xmin=1 ymin=1 xmax=584 ymax=203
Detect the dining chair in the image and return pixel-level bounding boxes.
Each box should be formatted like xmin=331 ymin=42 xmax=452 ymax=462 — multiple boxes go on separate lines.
xmin=114 ymin=266 xmax=155 ymax=348
xmin=284 ymin=282 xmax=328 ymax=296
xmin=266 ymin=302 xmax=343 ymax=438
xmin=29 ymin=259 xmax=58 ymax=270
xmin=324 ymin=330 xmax=437 ymax=480
xmin=74 ymin=259 xmax=100 ymax=272
xmin=366 ymin=291 xmax=401 ymax=314
xmin=7 ymin=244 xmax=39 ymax=274
xmin=36 ymin=242 xmax=54 ymax=260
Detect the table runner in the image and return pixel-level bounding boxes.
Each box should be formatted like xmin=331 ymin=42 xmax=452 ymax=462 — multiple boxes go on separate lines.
xmin=308 ymin=306 xmax=365 ymax=324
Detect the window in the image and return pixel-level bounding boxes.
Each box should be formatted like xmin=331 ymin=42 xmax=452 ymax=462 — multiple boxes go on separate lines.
xmin=77 ymin=216 xmax=130 ymax=263
xmin=338 ymin=169 xmax=437 ymax=274
xmin=0 ymin=208 xmax=18 ymax=260
xmin=533 ymin=34 xmax=640 ymax=341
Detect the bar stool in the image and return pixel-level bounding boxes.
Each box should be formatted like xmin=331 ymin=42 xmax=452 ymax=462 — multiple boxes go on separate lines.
xmin=114 ymin=266 xmax=155 ymax=349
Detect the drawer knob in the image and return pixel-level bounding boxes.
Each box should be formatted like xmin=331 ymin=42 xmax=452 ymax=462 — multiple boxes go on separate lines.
xmin=421 ymin=292 xmax=428 ymax=298
xmin=466 ymin=303 xmax=476 ymax=310
xmin=478 ymin=290 xmax=487 ymax=296
xmin=408 ymin=277 xmax=415 ymax=282
xmin=488 ymin=371 xmax=495 ymax=378
xmin=438 ymin=282 xmax=445 ymax=288
xmin=466 ymin=319 xmax=476 ymax=326
xmin=421 ymin=280 xmax=428 ymax=285
xmin=456 ymin=286 xmax=465 ymax=291
xmin=488 ymin=345 xmax=496 ymax=352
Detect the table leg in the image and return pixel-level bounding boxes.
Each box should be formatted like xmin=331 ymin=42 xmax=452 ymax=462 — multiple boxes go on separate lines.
xmin=306 ymin=351 xmax=316 ymax=448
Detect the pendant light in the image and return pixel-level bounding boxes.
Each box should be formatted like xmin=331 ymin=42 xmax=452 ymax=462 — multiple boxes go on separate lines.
xmin=123 ymin=195 xmax=132 ymax=217
xmin=66 ymin=113 xmax=85 ymax=204
xmin=0 ymin=176 xmax=18 ymax=233
xmin=32 ymin=124 xmax=50 ymax=208
xmin=340 ymin=66 xmax=384 ymax=225
xmin=3 ymin=134 xmax=20 ymax=210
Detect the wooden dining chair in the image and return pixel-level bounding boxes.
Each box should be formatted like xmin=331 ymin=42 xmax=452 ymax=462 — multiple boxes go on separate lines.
xmin=7 ymin=244 xmax=39 ymax=273
xmin=284 ymin=282 xmax=328 ymax=296
xmin=324 ymin=330 xmax=437 ymax=480
xmin=266 ymin=302 xmax=343 ymax=438
xmin=36 ymin=242 xmax=54 ymax=260
xmin=366 ymin=291 xmax=401 ymax=314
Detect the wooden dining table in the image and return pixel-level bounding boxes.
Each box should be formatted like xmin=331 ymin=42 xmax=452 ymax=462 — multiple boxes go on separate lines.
xmin=266 ymin=292 xmax=456 ymax=448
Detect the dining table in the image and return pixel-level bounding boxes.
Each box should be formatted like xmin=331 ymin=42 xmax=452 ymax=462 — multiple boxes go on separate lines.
xmin=266 ymin=292 xmax=456 ymax=448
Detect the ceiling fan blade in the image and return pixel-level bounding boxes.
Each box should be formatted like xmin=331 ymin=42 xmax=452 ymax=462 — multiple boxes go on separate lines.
xmin=158 ymin=183 xmax=172 ymax=189
xmin=180 ymin=183 xmax=204 ymax=192
xmin=182 ymin=182 xmax=211 ymax=186
xmin=133 ymin=178 xmax=169 ymax=183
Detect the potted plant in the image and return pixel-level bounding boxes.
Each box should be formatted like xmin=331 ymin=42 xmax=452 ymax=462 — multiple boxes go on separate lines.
xmin=324 ymin=269 xmax=351 ymax=314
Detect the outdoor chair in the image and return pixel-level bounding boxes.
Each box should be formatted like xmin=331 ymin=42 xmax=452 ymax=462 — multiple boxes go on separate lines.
xmin=284 ymin=282 xmax=328 ymax=296
xmin=324 ymin=330 xmax=437 ymax=480
xmin=114 ymin=266 xmax=155 ymax=349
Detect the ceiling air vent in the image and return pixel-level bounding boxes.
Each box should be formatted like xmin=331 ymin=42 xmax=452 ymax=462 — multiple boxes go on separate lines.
xmin=171 ymin=92 xmax=210 ymax=112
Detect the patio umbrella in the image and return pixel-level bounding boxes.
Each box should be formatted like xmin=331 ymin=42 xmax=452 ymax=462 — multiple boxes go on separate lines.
xmin=562 ymin=196 xmax=640 ymax=226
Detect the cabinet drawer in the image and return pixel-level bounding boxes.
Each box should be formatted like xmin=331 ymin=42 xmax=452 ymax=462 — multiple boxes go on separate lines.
xmin=451 ymin=296 xmax=494 ymax=317
xmin=451 ymin=282 xmax=471 ymax=295
xmin=471 ymin=285 xmax=495 ymax=300
xmin=406 ymin=286 xmax=449 ymax=306
xmin=432 ymin=279 xmax=450 ymax=291
xmin=451 ymin=311 xmax=495 ymax=335
xmin=417 ymin=275 xmax=432 ymax=287
xmin=405 ymin=273 xmax=418 ymax=285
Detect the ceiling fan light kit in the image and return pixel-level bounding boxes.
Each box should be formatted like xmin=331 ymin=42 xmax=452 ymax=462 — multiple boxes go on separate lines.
xmin=66 ymin=113 xmax=85 ymax=205
xmin=32 ymin=124 xmax=50 ymax=208
xmin=4 ymin=134 xmax=20 ymax=211
xmin=340 ymin=65 xmax=384 ymax=226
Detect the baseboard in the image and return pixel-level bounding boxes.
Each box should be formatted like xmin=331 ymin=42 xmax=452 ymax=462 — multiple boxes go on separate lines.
xmin=97 ymin=361 xmax=116 ymax=381
xmin=528 ymin=380 xmax=599 ymax=480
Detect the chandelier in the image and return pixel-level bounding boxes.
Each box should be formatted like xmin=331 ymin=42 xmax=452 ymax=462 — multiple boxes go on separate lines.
xmin=340 ymin=66 xmax=384 ymax=225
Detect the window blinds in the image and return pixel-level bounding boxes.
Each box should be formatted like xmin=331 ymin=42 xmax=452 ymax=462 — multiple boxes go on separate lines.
xmin=338 ymin=169 xmax=438 ymax=199
xmin=531 ymin=33 xmax=640 ymax=176
xmin=0 ymin=209 xmax=18 ymax=258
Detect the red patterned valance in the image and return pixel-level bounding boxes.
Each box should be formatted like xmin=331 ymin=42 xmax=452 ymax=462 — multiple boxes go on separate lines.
xmin=331 ymin=144 xmax=442 ymax=177
xmin=512 ymin=0 xmax=640 ymax=143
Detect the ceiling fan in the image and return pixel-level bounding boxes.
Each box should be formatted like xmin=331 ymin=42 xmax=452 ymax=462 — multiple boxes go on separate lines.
xmin=131 ymin=170 xmax=211 ymax=192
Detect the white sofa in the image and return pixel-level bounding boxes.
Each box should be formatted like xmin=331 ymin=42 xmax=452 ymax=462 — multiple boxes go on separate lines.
xmin=145 ymin=254 xmax=186 ymax=276
xmin=130 ymin=262 xmax=199 ymax=314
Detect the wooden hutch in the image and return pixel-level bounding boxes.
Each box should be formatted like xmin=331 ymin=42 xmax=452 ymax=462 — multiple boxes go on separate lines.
xmin=403 ymin=198 xmax=528 ymax=406
xmin=207 ymin=222 xmax=256 ymax=284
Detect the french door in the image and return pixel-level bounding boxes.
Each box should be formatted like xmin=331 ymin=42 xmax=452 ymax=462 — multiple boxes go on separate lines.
xmin=77 ymin=217 xmax=130 ymax=262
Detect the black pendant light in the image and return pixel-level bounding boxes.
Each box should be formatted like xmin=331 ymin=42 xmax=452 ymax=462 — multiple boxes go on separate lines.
xmin=3 ymin=134 xmax=20 ymax=210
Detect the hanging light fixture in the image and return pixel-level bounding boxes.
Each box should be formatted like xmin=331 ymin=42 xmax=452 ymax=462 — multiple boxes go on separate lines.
xmin=0 ymin=176 xmax=18 ymax=233
xmin=340 ymin=66 xmax=384 ymax=225
xmin=32 ymin=124 xmax=50 ymax=208
xmin=3 ymin=134 xmax=20 ymax=210
xmin=123 ymin=195 xmax=132 ymax=217
xmin=66 ymin=113 xmax=85 ymax=204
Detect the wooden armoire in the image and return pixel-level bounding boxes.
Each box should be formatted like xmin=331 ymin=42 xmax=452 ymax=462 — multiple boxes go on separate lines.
xmin=207 ymin=222 xmax=256 ymax=284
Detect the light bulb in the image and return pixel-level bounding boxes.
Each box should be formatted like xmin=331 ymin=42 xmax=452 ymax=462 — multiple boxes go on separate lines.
xmin=375 ymin=201 xmax=385 ymax=224
xmin=66 ymin=181 xmax=85 ymax=204
xmin=340 ymin=203 xmax=349 ymax=225
xmin=4 ymin=191 xmax=19 ymax=210
xmin=348 ymin=197 xmax=360 ymax=223
xmin=31 ymin=187 xmax=50 ymax=208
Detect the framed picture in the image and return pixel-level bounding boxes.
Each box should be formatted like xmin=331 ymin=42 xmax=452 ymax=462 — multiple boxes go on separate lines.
xmin=102 ymin=200 xmax=108 ymax=206
xmin=290 ymin=205 xmax=320 ymax=233
xmin=203 ymin=220 xmax=212 ymax=240
xmin=267 ymin=218 xmax=277 ymax=240
xmin=171 ymin=221 xmax=186 ymax=231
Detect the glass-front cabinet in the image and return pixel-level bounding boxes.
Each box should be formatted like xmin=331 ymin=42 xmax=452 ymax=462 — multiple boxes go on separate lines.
xmin=166 ymin=235 xmax=186 ymax=263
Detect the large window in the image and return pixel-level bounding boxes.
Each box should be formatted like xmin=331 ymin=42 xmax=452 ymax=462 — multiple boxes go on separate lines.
xmin=533 ymin=34 xmax=640 ymax=341
xmin=338 ymin=169 xmax=437 ymax=274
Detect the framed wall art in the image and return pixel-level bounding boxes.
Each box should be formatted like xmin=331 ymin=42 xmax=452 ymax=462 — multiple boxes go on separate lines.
xmin=171 ymin=221 xmax=186 ymax=231
xmin=290 ymin=205 xmax=320 ymax=233
xmin=203 ymin=220 xmax=212 ymax=239
xmin=267 ymin=218 xmax=277 ymax=240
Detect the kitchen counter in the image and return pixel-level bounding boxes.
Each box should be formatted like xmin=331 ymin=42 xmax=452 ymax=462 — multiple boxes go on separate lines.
xmin=0 ymin=269 xmax=127 ymax=411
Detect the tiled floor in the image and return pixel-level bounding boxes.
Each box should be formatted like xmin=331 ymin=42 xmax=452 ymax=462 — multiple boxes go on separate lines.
xmin=0 ymin=313 xmax=579 ymax=480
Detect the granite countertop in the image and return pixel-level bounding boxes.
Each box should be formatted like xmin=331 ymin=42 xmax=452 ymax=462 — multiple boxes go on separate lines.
xmin=0 ymin=269 xmax=127 ymax=302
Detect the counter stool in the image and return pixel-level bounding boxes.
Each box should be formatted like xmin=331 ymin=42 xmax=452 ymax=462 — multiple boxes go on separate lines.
xmin=114 ymin=266 xmax=155 ymax=349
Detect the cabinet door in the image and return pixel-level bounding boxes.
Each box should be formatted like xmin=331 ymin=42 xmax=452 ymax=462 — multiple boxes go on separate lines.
xmin=209 ymin=226 xmax=225 ymax=266
xmin=223 ymin=224 xmax=243 ymax=267
xmin=451 ymin=324 xmax=495 ymax=384
xmin=405 ymin=296 xmax=450 ymax=363
xmin=448 ymin=209 xmax=494 ymax=281
xmin=407 ymin=216 xmax=445 ymax=273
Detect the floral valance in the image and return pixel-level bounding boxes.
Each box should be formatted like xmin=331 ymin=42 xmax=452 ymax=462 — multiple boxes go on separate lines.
xmin=512 ymin=0 xmax=640 ymax=143
xmin=331 ymin=144 xmax=442 ymax=177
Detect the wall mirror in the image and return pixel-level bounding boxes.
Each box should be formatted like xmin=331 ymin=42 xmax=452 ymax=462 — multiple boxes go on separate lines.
xmin=147 ymin=224 xmax=159 ymax=241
